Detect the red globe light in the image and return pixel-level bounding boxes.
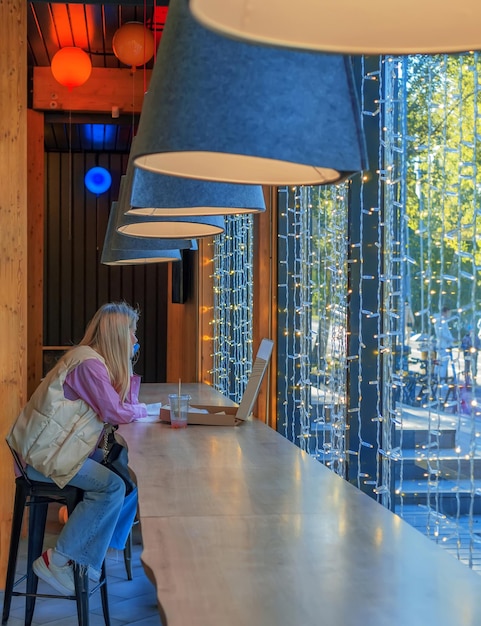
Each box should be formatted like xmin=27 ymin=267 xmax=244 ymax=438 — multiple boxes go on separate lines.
xmin=51 ymin=47 xmax=92 ymax=90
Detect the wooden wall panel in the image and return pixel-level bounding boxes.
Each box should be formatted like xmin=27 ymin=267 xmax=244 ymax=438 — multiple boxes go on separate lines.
xmin=27 ymin=110 xmax=45 ymax=397
xmin=166 ymin=255 xmax=199 ymax=384
xmin=0 ymin=0 xmax=27 ymax=590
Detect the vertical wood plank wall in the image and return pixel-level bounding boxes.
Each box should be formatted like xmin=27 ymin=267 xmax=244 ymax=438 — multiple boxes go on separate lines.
xmin=0 ymin=0 xmax=27 ymax=588
xmin=43 ymin=152 xmax=169 ymax=384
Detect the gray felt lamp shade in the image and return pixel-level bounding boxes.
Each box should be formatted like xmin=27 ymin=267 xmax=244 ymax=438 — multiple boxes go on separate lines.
xmin=101 ymin=202 xmax=197 ymax=265
xmin=129 ymin=164 xmax=266 ymax=217
xmin=116 ymin=173 xmax=225 ymax=239
xmin=133 ymin=0 xmax=367 ymax=186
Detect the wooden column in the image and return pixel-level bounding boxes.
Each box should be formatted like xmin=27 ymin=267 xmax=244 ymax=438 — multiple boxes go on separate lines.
xmin=253 ymin=188 xmax=278 ymax=427
xmin=166 ymin=237 xmax=219 ymax=385
xmin=166 ymin=256 xmax=199 ymax=384
xmin=27 ymin=110 xmax=45 ymax=398
xmin=197 ymin=238 xmax=215 ymax=384
xmin=166 ymin=237 xmax=214 ymax=386
xmin=0 ymin=0 xmax=27 ymax=588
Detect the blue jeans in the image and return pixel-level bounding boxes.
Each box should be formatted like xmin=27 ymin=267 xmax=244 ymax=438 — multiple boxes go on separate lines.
xmin=26 ymin=449 xmax=136 ymax=580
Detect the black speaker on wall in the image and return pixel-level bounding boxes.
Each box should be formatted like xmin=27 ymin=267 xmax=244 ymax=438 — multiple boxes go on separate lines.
xmin=171 ymin=249 xmax=194 ymax=304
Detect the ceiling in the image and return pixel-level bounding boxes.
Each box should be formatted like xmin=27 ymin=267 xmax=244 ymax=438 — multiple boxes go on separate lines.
xmin=28 ymin=1 xmax=170 ymax=152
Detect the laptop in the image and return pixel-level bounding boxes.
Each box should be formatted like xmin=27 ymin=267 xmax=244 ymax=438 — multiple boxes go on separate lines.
xmin=162 ymin=338 xmax=274 ymax=426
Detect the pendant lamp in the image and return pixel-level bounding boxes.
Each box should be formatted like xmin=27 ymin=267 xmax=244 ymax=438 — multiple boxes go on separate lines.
xmin=112 ymin=22 xmax=155 ymax=71
xmin=129 ymin=156 xmax=266 ymax=217
xmin=101 ymin=202 xmax=197 ymax=265
xmin=51 ymin=47 xmax=92 ymax=90
xmin=116 ymin=172 xmax=225 ymax=239
xmin=189 ymin=0 xmax=481 ymax=55
xmin=133 ymin=0 xmax=367 ymax=186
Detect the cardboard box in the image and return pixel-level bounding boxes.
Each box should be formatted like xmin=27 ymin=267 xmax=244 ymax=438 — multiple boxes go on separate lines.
xmin=160 ymin=404 xmax=242 ymax=426
xmin=160 ymin=338 xmax=274 ymax=427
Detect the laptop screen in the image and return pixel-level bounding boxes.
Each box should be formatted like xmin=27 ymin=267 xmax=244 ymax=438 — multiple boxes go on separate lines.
xmin=236 ymin=338 xmax=274 ymax=420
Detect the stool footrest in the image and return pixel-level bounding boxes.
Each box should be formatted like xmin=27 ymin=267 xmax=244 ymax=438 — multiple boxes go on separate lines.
xmin=12 ymin=591 xmax=77 ymax=600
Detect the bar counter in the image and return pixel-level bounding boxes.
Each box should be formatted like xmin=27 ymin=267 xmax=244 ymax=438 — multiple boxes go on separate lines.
xmin=120 ymin=383 xmax=481 ymax=626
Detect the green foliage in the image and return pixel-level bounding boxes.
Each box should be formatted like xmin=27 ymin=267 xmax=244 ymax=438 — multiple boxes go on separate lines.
xmin=403 ymin=53 xmax=481 ymax=323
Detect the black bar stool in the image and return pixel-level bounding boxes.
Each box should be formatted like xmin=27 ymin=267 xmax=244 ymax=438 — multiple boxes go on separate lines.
xmin=123 ymin=527 xmax=134 ymax=581
xmin=2 ymin=444 xmax=111 ymax=626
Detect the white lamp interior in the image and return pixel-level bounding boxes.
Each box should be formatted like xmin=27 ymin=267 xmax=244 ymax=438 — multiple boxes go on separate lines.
xmin=190 ymin=0 xmax=481 ymax=54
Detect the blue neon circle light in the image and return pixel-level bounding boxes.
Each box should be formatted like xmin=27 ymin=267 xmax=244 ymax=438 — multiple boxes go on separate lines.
xmin=84 ymin=167 xmax=112 ymax=195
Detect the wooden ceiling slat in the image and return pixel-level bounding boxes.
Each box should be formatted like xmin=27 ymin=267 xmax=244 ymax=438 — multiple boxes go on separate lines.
xmin=50 ymin=4 xmax=75 ymax=48
xmin=28 ymin=3 xmax=55 ymax=65
xmin=65 ymin=3 xmax=90 ymax=49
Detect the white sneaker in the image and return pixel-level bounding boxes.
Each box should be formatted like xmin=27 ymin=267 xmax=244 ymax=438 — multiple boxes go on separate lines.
xmin=33 ymin=549 xmax=75 ymax=595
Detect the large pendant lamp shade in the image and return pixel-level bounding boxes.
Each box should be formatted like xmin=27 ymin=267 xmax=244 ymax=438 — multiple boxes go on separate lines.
xmin=133 ymin=0 xmax=367 ymax=186
xmin=101 ymin=202 xmax=197 ymax=265
xmin=117 ymin=174 xmax=225 ymax=239
xmin=189 ymin=0 xmax=481 ymax=55
xmin=129 ymin=162 xmax=266 ymax=217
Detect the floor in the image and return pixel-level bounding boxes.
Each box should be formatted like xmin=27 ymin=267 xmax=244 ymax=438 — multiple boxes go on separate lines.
xmin=0 ymin=516 xmax=163 ymax=626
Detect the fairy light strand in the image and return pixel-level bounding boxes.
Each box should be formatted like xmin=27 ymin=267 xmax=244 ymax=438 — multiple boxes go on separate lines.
xmin=211 ymin=214 xmax=253 ymax=403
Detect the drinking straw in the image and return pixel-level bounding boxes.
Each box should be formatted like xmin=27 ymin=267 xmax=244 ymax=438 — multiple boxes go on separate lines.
xmin=178 ymin=378 xmax=181 ymax=418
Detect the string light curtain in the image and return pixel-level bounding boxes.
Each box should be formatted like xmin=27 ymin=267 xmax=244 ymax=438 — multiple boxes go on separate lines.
xmin=211 ymin=214 xmax=254 ymax=402
xmin=274 ymin=53 xmax=481 ymax=572
xmin=381 ymin=52 xmax=481 ymax=570
xmin=348 ymin=53 xmax=481 ymax=570
xmin=277 ymin=184 xmax=349 ymax=476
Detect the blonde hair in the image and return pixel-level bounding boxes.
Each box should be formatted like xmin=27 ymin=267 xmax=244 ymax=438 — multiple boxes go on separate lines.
xmin=79 ymin=302 xmax=140 ymax=401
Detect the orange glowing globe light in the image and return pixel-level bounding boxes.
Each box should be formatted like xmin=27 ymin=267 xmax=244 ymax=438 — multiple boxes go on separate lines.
xmin=51 ymin=47 xmax=92 ymax=90
xmin=112 ymin=22 xmax=155 ymax=71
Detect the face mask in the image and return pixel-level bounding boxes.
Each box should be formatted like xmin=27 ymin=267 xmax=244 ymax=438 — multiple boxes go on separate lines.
xmin=132 ymin=343 xmax=140 ymax=360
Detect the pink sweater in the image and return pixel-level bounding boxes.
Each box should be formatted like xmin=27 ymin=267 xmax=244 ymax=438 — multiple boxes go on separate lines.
xmin=63 ymin=358 xmax=147 ymax=424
